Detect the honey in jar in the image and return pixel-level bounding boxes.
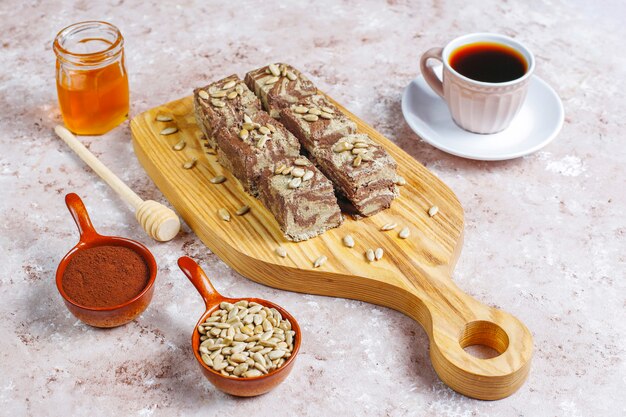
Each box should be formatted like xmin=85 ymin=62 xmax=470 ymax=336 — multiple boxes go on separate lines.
xmin=53 ymin=21 xmax=129 ymax=135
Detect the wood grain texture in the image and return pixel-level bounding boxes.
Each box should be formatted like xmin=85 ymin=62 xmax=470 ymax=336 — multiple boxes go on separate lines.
xmin=130 ymin=94 xmax=533 ymax=400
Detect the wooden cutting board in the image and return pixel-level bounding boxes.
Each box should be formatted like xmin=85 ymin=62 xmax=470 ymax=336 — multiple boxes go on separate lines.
xmin=130 ymin=94 xmax=532 ymax=400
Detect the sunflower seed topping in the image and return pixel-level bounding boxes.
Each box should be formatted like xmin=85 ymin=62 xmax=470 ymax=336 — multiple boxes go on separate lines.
xmin=343 ymin=235 xmax=355 ymax=248
xmin=302 ymin=170 xmax=314 ymax=181
xmin=156 ymin=114 xmax=173 ymax=122
xmin=365 ymin=249 xmax=375 ymax=262
xmin=380 ymin=223 xmax=397 ymax=231
xmin=313 ymin=255 xmax=327 ymax=268
xmin=428 ymin=205 xmax=439 ymax=217
xmin=198 ymin=90 xmax=210 ymax=100
xmin=398 ymin=227 xmax=410 ymax=239
xmin=288 ymin=177 xmax=302 ymax=189
xmin=236 ymin=205 xmax=250 ymax=216
xmin=223 ymin=80 xmax=237 ymax=89
xmin=275 ymin=246 xmax=287 ymax=258
xmin=172 ymin=140 xmax=186 ymax=151
xmin=268 ymin=64 xmax=281 ymax=77
xmin=265 ymin=76 xmax=280 ymax=85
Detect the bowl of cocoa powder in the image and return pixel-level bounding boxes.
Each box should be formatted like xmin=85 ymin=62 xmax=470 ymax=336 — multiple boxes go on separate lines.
xmin=55 ymin=193 xmax=157 ymax=328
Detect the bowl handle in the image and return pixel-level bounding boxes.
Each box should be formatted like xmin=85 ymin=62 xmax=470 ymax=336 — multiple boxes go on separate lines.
xmin=178 ymin=256 xmax=224 ymax=309
xmin=65 ymin=193 xmax=99 ymax=243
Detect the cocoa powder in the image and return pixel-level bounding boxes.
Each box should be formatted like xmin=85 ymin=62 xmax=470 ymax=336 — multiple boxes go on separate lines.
xmin=62 ymin=245 xmax=150 ymax=308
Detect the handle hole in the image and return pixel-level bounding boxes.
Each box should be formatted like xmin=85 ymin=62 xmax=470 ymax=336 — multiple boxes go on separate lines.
xmin=459 ymin=321 xmax=509 ymax=359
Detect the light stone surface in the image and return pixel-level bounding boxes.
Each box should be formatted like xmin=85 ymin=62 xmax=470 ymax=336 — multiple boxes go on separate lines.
xmin=1 ymin=1 xmax=625 ymax=416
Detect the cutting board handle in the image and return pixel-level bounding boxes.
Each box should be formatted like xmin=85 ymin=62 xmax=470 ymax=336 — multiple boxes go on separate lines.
xmin=413 ymin=280 xmax=533 ymax=400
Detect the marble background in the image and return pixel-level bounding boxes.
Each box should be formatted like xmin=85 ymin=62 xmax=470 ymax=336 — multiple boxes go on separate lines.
xmin=1 ymin=0 xmax=624 ymax=416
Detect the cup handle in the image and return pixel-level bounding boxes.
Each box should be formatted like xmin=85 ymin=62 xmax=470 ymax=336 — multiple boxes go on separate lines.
xmin=420 ymin=47 xmax=445 ymax=98
xmin=65 ymin=193 xmax=99 ymax=243
xmin=177 ymin=256 xmax=224 ymax=309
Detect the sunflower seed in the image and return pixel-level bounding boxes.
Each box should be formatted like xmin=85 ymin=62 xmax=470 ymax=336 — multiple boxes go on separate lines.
xmin=308 ymin=108 xmax=322 ymax=116
xmin=365 ymin=249 xmax=375 ymax=262
xmin=321 ymin=106 xmax=335 ymax=114
xmin=286 ymin=71 xmax=297 ymax=81
xmin=211 ymin=99 xmax=226 ymax=108
xmin=239 ymin=129 xmax=249 ymax=140
xmin=244 ymin=114 xmax=253 ymax=124
xmin=353 ymin=142 xmax=369 ymax=148
xmin=183 ymin=158 xmax=197 ymax=169
xmin=210 ymin=175 xmax=227 ymax=184
xmin=242 ymin=122 xmax=256 ymax=131
xmin=293 ymin=106 xmax=309 ymax=114
xmin=288 ymin=177 xmax=302 ymax=189
xmin=303 ymin=114 xmax=319 ymax=122
xmin=258 ymin=126 xmax=270 ymax=135
xmin=293 ymin=158 xmax=308 ymax=166
xmin=275 ymin=246 xmax=287 ymax=258
xmin=172 ymin=140 xmax=186 ymax=151
xmin=428 ymin=205 xmax=439 ymax=217
xmin=399 ymin=227 xmax=410 ymax=239
xmin=339 ymin=235 xmax=354 ymax=249
xmin=243 ymin=369 xmax=263 ymax=378
xmin=235 ymin=84 xmax=244 ymax=94
xmin=227 ymin=91 xmax=238 ymax=100
xmin=333 ymin=142 xmax=353 ymax=153
xmin=274 ymin=164 xmax=287 ymax=175
xmin=352 ymin=148 xmax=367 ymax=155
xmin=291 ymin=167 xmax=305 ymax=177
xmin=319 ymin=112 xmax=333 ymax=119
xmin=302 ymin=171 xmax=314 ymax=181
xmin=223 ymin=80 xmax=237 ymax=89
xmin=266 ymin=124 xmax=276 ymax=133
xmin=353 ymin=155 xmax=362 ymax=167
xmin=375 ymin=248 xmax=384 ymax=260
xmin=156 ymin=114 xmax=173 ymax=122
xmin=210 ymin=90 xmax=227 ymax=98
xmin=265 ymin=76 xmax=280 ymax=85
xmin=360 ymin=153 xmax=374 ymax=161
xmin=268 ymin=63 xmax=281 ymax=77
xmin=218 ymin=208 xmax=231 ymax=222
xmin=282 ymin=166 xmax=293 ymax=175
xmin=256 ymin=136 xmax=268 ymax=148
xmin=313 ymin=255 xmax=327 ymax=268
xmin=198 ymin=90 xmax=210 ymax=100
xmin=236 ymin=205 xmax=250 ymax=216
xmin=160 ymin=126 xmax=178 ymax=135
xmin=381 ymin=223 xmax=397 ymax=231
xmin=395 ymin=176 xmax=407 ymax=186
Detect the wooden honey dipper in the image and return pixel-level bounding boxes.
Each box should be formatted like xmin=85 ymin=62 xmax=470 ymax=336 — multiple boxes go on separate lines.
xmin=54 ymin=125 xmax=180 ymax=242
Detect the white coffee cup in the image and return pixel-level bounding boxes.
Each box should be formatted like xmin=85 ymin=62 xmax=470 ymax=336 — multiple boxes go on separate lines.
xmin=420 ymin=33 xmax=535 ymax=134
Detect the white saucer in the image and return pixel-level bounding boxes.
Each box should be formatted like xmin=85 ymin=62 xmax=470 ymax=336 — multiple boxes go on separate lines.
xmin=401 ymin=68 xmax=564 ymax=161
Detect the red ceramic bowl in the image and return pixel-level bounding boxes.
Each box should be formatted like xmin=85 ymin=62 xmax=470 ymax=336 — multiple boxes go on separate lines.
xmin=178 ymin=256 xmax=301 ymax=397
xmin=55 ymin=193 xmax=157 ymax=328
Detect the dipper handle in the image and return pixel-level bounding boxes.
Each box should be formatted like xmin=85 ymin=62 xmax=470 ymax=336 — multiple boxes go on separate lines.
xmin=54 ymin=125 xmax=180 ymax=242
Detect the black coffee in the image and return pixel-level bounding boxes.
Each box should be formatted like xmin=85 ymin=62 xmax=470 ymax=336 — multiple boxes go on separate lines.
xmin=449 ymin=42 xmax=527 ymax=83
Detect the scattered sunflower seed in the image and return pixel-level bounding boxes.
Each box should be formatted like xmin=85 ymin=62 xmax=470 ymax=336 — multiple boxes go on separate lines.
xmin=353 ymin=142 xmax=369 ymax=148
xmin=239 ymin=129 xmax=249 ymax=140
xmin=293 ymin=158 xmax=308 ymax=166
xmin=302 ymin=171 xmax=314 ymax=181
xmin=227 ymin=91 xmax=238 ymax=100
xmin=244 ymin=114 xmax=253 ymax=124
xmin=303 ymin=114 xmax=319 ymax=122
xmin=211 ymin=90 xmax=227 ymax=98
xmin=172 ymin=140 xmax=186 ymax=151
xmin=265 ymin=76 xmax=280 ymax=85
xmin=428 ymin=205 xmax=439 ymax=217
xmin=286 ymin=71 xmax=297 ymax=81
xmin=218 ymin=208 xmax=231 ymax=222
xmin=275 ymin=246 xmax=287 ymax=258
xmin=198 ymin=90 xmax=210 ymax=100
xmin=235 ymin=84 xmax=244 ymax=94
xmin=293 ymin=106 xmax=309 ymax=114
xmin=183 ymin=158 xmax=197 ymax=169
xmin=365 ymin=249 xmax=375 ymax=262
xmin=275 ymin=164 xmax=287 ymax=175
xmin=156 ymin=114 xmax=173 ymax=122
xmin=343 ymin=235 xmax=355 ymax=248
xmin=308 ymin=108 xmax=322 ymax=116
xmin=333 ymin=142 xmax=353 ymax=153
xmin=258 ymin=126 xmax=271 ymax=135
xmin=211 ymin=99 xmax=226 ymax=108
xmin=236 ymin=205 xmax=250 ymax=216
xmin=398 ymin=227 xmax=410 ymax=239
xmin=351 ymin=148 xmax=367 ymax=155
xmin=353 ymin=155 xmax=362 ymax=167
xmin=282 ymin=166 xmax=293 ymax=176
xmin=380 ymin=223 xmax=397 ymax=231
xmin=395 ymin=176 xmax=407 ymax=186
xmin=321 ymin=106 xmax=335 ymax=114
xmin=313 ymin=255 xmax=327 ymax=268
xmin=210 ymin=175 xmax=227 ymax=184
xmin=256 ymin=136 xmax=268 ymax=148
xmin=375 ymin=248 xmax=384 ymax=261
xmin=160 ymin=126 xmax=178 ymax=135
xmin=319 ymin=112 xmax=333 ymax=119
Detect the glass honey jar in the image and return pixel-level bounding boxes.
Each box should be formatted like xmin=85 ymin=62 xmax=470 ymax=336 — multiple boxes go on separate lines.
xmin=53 ymin=21 xmax=129 ymax=135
